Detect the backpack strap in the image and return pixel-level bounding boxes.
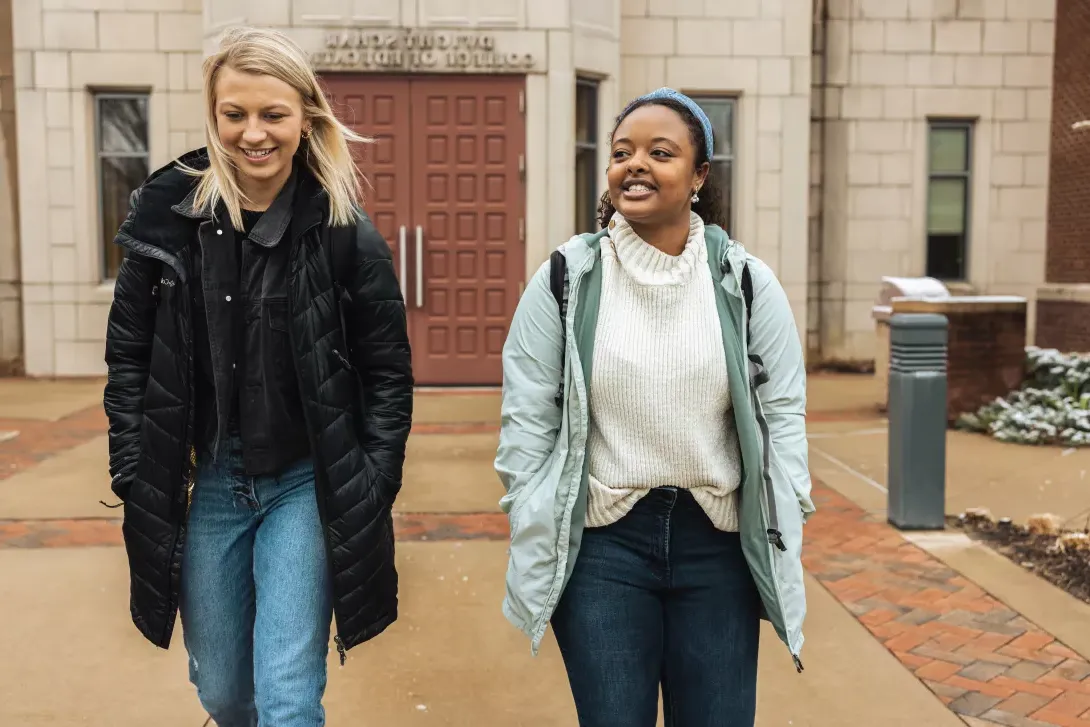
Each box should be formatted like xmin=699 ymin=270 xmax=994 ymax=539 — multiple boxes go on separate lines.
xmin=549 ymin=249 xmax=567 ymax=408
xmin=741 ymin=261 xmax=754 ymax=345
xmin=329 ymin=221 xmax=356 ymax=357
xmin=549 ymin=249 xmax=567 ymax=320
xmin=706 ymin=227 xmax=755 ymax=341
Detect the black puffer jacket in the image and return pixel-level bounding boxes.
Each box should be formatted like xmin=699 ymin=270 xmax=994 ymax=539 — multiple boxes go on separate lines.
xmin=103 ymin=149 xmax=413 ymax=657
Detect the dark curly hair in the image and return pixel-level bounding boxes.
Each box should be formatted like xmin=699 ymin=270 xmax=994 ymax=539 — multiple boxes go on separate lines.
xmin=596 ymin=97 xmax=728 ymax=230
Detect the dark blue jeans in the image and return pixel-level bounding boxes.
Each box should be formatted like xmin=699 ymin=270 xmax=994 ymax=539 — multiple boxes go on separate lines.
xmin=551 ymin=487 xmax=760 ymax=727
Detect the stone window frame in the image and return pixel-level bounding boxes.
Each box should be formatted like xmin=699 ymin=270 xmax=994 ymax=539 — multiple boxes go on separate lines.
xmin=925 ymin=119 xmax=975 ymax=282
xmin=575 ymin=75 xmax=600 ymax=233
xmin=94 ymin=91 xmax=151 ymax=282
xmin=687 ymin=94 xmax=737 ymax=235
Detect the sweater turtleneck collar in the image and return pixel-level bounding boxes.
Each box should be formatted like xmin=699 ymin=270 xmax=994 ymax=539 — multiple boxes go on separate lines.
xmin=605 ymin=211 xmax=706 ymax=286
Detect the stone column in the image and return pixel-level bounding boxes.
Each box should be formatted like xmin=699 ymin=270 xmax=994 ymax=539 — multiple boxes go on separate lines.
xmin=1036 ymin=0 xmax=1090 ymax=352
xmin=0 ymin=0 xmax=21 ymax=375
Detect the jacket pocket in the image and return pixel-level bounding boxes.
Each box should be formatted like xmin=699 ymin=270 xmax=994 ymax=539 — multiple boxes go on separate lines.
xmin=266 ymin=298 xmax=289 ymax=332
xmin=263 ymin=298 xmax=294 ymax=380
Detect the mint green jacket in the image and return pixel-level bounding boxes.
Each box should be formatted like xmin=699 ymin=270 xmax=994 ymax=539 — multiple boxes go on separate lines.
xmin=494 ymin=225 xmax=814 ymax=669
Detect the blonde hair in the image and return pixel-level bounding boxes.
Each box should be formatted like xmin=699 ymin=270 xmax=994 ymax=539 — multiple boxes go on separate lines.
xmin=180 ymin=26 xmax=371 ymax=230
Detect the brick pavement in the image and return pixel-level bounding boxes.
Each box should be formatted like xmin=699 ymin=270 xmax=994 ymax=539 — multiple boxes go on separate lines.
xmin=0 ymin=406 xmax=106 ymax=482
xmin=0 ymin=511 xmax=509 ymax=549
xmin=805 ymin=484 xmax=1090 ymax=727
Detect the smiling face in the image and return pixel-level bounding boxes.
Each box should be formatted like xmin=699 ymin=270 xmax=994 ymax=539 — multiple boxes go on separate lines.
xmin=606 ymin=103 xmax=708 ymax=229
xmin=213 ymin=66 xmax=309 ymax=204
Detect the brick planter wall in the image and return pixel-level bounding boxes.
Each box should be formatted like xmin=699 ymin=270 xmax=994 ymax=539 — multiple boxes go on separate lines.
xmin=1036 ymin=298 xmax=1090 ymax=353
xmin=1035 ymin=0 xmax=1090 ymax=352
xmin=892 ymin=298 xmax=1028 ymax=423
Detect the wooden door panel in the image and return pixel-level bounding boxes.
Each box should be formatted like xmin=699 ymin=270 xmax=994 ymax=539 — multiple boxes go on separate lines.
xmin=318 ymin=73 xmax=525 ymax=386
xmin=319 ymin=75 xmax=413 ymax=298
xmin=409 ymin=77 xmax=525 ymax=385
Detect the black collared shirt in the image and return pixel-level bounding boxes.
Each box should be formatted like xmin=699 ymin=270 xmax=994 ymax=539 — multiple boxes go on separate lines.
xmin=190 ymin=169 xmax=311 ymax=475
xmin=193 ymin=208 xmax=262 ymax=438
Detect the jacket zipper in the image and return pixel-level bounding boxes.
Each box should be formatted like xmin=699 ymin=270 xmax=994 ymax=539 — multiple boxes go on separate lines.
xmin=166 ymin=257 xmax=197 ymax=649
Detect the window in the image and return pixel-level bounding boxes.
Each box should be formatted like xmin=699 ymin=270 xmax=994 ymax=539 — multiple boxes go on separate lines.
xmin=96 ymin=93 xmax=150 ymax=280
xmin=689 ymin=96 xmax=736 ymax=234
xmin=926 ymin=121 xmax=973 ymax=280
xmin=575 ymin=77 xmax=599 ymax=233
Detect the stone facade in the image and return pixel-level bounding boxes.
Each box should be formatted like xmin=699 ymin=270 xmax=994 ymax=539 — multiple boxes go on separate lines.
xmin=0 ymin=0 xmax=1064 ymax=377
xmin=10 ymin=0 xmax=203 ymax=376
xmin=814 ymin=0 xmax=1054 ymax=363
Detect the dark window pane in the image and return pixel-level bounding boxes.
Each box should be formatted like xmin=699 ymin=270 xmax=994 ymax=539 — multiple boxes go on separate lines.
xmin=926 ymin=122 xmax=972 ymax=280
xmin=926 ymin=234 xmax=965 ymax=280
xmin=575 ymin=148 xmax=598 ymax=232
xmin=98 ymin=97 xmax=149 ymax=154
xmin=101 ymin=156 xmax=148 ymax=279
xmin=575 ymin=79 xmax=599 ymax=231
xmin=928 ymin=127 xmax=968 ymax=173
xmin=693 ymin=98 xmax=733 ymax=157
xmin=713 ymin=158 xmax=733 ymax=233
xmin=575 ymin=81 xmax=597 ymax=145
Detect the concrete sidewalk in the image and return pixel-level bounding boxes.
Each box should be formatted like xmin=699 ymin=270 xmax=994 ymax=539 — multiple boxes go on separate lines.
xmin=807 ymin=373 xmax=1090 ymax=527
xmin=2 ymin=376 xmax=1089 ymax=726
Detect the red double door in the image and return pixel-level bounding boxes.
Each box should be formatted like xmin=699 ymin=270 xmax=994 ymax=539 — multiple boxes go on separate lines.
xmin=321 ymin=74 xmax=526 ymax=386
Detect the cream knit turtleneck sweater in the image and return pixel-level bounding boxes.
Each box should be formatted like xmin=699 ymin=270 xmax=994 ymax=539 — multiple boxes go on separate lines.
xmin=585 ymin=212 xmax=743 ymax=532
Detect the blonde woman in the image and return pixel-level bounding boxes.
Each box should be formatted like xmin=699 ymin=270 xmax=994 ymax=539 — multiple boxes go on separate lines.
xmin=103 ymin=26 xmax=413 ymax=724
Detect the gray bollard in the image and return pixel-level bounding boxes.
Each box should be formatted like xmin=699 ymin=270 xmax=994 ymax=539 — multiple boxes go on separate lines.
xmin=887 ymin=313 xmax=948 ymax=530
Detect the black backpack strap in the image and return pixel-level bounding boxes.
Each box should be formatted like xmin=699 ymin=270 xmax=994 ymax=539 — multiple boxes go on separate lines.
xmin=740 ymin=262 xmax=770 ymax=387
xmin=549 ymin=249 xmax=567 ymax=316
xmin=741 ymin=262 xmax=754 ymax=344
xmin=329 ymin=221 xmax=356 ymax=359
xmin=549 ymin=250 xmax=567 ymax=408
xmin=329 ymin=219 xmax=357 ymax=286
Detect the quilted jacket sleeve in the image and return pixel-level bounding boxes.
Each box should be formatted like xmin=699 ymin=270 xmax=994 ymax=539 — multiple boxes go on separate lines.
xmin=747 ymin=257 xmax=815 ymax=521
xmin=103 ymin=224 xmax=159 ymax=502
xmin=343 ymin=218 xmax=414 ymax=496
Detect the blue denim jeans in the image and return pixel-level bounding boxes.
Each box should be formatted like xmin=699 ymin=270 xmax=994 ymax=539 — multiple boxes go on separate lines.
xmin=551 ymin=487 xmax=761 ymax=727
xmin=179 ymin=440 xmax=332 ymax=727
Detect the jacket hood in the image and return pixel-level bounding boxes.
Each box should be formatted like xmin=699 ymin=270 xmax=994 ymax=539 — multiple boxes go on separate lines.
xmin=117 ymin=148 xmax=208 ymax=261
xmin=117 ymin=147 xmax=327 ymax=262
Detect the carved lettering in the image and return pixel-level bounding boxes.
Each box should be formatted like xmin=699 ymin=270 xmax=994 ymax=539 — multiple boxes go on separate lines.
xmin=311 ymin=29 xmax=535 ymax=73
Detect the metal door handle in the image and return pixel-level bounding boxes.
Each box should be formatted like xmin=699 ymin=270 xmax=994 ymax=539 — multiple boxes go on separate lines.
xmin=415 ymin=225 xmax=423 ymax=309
xmin=398 ymin=225 xmax=407 ymax=295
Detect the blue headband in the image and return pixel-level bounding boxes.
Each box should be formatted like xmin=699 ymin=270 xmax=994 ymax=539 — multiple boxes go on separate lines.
xmin=619 ymin=87 xmax=715 ymax=161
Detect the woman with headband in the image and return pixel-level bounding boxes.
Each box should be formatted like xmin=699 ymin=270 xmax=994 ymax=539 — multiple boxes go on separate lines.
xmin=495 ymin=88 xmax=813 ymax=726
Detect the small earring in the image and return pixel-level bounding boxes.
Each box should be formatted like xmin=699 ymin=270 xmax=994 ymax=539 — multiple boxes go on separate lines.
xmin=302 ymin=127 xmax=312 ymax=140
xmin=691 ymin=190 xmax=699 ymax=204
